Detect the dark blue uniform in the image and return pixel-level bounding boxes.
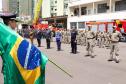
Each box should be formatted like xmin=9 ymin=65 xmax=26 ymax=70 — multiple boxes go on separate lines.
xmin=36 ymin=30 xmax=42 ymax=47
xmin=71 ymin=30 xmax=78 ymax=54
xmin=45 ymin=29 xmax=51 ymax=49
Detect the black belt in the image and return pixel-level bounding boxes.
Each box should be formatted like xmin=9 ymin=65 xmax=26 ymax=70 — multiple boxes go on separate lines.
xmin=111 ymin=41 xmax=118 ymax=43
xmin=87 ymin=38 xmax=93 ymax=39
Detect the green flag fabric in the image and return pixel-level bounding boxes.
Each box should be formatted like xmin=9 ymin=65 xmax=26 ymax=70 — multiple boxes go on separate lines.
xmin=0 ymin=22 xmax=48 ymax=84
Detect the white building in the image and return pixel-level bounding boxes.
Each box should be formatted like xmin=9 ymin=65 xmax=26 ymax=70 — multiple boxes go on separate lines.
xmin=42 ymin=0 xmax=51 ymax=18
xmin=42 ymin=0 xmax=66 ymax=17
xmin=41 ymin=0 xmax=69 ymax=28
xmin=0 ymin=0 xmax=2 ymax=11
xmin=68 ymin=0 xmax=126 ymax=31
xmin=1 ymin=0 xmax=9 ymax=12
xmin=50 ymin=0 xmax=64 ymax=17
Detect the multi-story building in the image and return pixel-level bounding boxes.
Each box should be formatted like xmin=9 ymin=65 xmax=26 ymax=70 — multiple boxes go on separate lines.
xmin=50 ymin=0 xmax=64 ymax=17
xmin=1 ymin=0 xmax=34 ymax=18
xmin=9 ymin=0 xmax=19 ymax=15
xmin=42 ymin=0 xmax=51 ymax=18
xmin=1 ymin=0 xmax=14 ymax=13
xmin=19 ymin=0 xmax=34 ymax=18
xmin=0 ymin=0 xmax=2 ymax=12
xmin=68 ymin=0 xmax=126 ymax=31
xmin=42 ymin=0 xmax=69 ymax=29
xmin=64 ymin=0 xmax=69 ymax=15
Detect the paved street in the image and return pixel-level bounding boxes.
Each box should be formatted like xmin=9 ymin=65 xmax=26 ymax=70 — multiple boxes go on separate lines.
xmin=0 ymin=39 xmax=126 ymax=84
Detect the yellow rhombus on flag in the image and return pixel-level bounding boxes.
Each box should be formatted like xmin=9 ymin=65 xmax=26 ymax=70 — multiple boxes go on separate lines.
xmin=0 ymin=22 xmax=48 ymax=84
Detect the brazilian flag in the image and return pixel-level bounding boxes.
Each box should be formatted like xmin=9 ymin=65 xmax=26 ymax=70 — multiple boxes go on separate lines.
xmin=0 ymin=22 xmax=48 ymax=84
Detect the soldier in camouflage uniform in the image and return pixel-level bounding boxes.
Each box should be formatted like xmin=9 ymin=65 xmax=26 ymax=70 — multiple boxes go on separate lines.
xmin=85 ymin=25 xmax=96 ymax=57
xmin=64 ymin=30 xmax=67 ymax=44
xmin=105 ymin=32 xmax=111 ymax=48
xmin=96 ymin=31 xmax=101 ymax=46
xmin=67 ymin=30 xmax=71 ymax=44
xmin=51 ymin=30 xmax=54 ymax=42
xmin=76 ymin=30 xmax=81 ymax=45
xmin=61 ymin=30 xmax=65 ymax=43
xmin=80 ymin=30 xmax=85 ymax=46
xmin=108 ymin=26 xmax=122 ymax=63
xmin=99 ymin=32 xmax=105 ymax=48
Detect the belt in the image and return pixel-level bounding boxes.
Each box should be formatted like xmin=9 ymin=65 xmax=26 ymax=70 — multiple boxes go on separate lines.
xmin=111 ymin=41 xmax=118 ymax=43
xmin=87 ymin=38 xmax=93 ymax=39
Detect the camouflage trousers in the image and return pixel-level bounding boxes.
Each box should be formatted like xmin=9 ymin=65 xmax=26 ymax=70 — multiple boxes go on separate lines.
xmin=99 ymin=38 xmax=105 ymax=48
xmin=86 ymin=39 xmax=95 ymax=56
xmin=109 ymin=42 xmax=119 ymax=60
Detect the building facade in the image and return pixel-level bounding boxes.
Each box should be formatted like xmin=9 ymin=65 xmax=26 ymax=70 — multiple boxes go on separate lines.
xmin=1 ymin=0 xmax=34 ymax=20
xmin=19 ymin=0 xmax=34 ymax=18
xmin=68 ymin=0 xmax=126 ymax=30
xmin=9 ymin=0 xmax=19 ymax=15
xmin=42 ymin=0 xmax=51 ymax=18
xmin=42 ymin=0 xmax=69 ymax=29
xmin=1 ymin=0 xmax=9 ymax=12
xmin=0 ymin=0 xmax=3 ymax=11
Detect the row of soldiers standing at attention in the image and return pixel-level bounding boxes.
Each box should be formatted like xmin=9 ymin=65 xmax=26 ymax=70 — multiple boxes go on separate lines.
xmin=60 ymin=28 xmax=112 ymax=48
xmin=59 ymin=25 xmax=122 ymax=63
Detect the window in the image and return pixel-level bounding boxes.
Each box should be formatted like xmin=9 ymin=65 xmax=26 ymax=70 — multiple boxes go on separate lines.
xmin=51 ymin=1 xmax=53 ymax=4
xmin=70 ymin=22 xmax=77 ymax=29
xmin=64 ymin=4 xmax=68 ymax=9
xmin=87 ymin=9 xmax=91 ymax=15
xmin=53 ymin=13 xmax=57 ymax=16
xmin=98 ymin=3 xmax=107 ymax=13
xmin=55 ymin=1 xmax=57 ymax=3
xmin=115 ymin=1 xmax=126 ymax=11
xmin=94 ymin=9 xmax=97 ymax=14
xmin=51 ymin=8 xmax=53 ymax=11
xmin=78 ymin=22 xmax=85 ymax=29
xmin=81 ymin=7 xmax=87 ymax=15
xmin=74 ymin=8 xmax=79 ymax=16
xmin=51 ymin=13 xmax=57 ymax=17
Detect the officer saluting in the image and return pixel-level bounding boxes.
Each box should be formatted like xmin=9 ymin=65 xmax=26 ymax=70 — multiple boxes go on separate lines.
xmin=108 ymin=26 xmax=122 ymax=63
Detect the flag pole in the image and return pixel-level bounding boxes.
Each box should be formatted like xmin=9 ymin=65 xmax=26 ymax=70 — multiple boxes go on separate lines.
xmin=48 ymin=59 xmax=73 ymax=78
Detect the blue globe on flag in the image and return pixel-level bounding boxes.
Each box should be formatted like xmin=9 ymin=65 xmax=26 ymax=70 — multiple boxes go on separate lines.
xmin=17 ymin=40 xmax=41 ymax=70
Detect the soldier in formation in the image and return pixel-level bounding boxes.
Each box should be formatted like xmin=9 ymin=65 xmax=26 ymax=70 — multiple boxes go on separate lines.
xmin=108 ymin=26 xmax=122 ymax=63
xmin=85 ymin=25 xmax=96 ymax=58
xmin=55 ymin=30 xmax=62 ymax=51
xmin=71 ymin=28 xmax=78 ymax=54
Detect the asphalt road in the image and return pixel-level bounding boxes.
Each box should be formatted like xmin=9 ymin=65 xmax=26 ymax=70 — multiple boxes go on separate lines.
xmin=0 ymin=39 xmax=126 ymax=84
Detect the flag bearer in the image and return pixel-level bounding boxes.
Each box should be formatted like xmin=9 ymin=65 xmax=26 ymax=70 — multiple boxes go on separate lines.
xmin=0 ymin=13 xmax=18 ymax=73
